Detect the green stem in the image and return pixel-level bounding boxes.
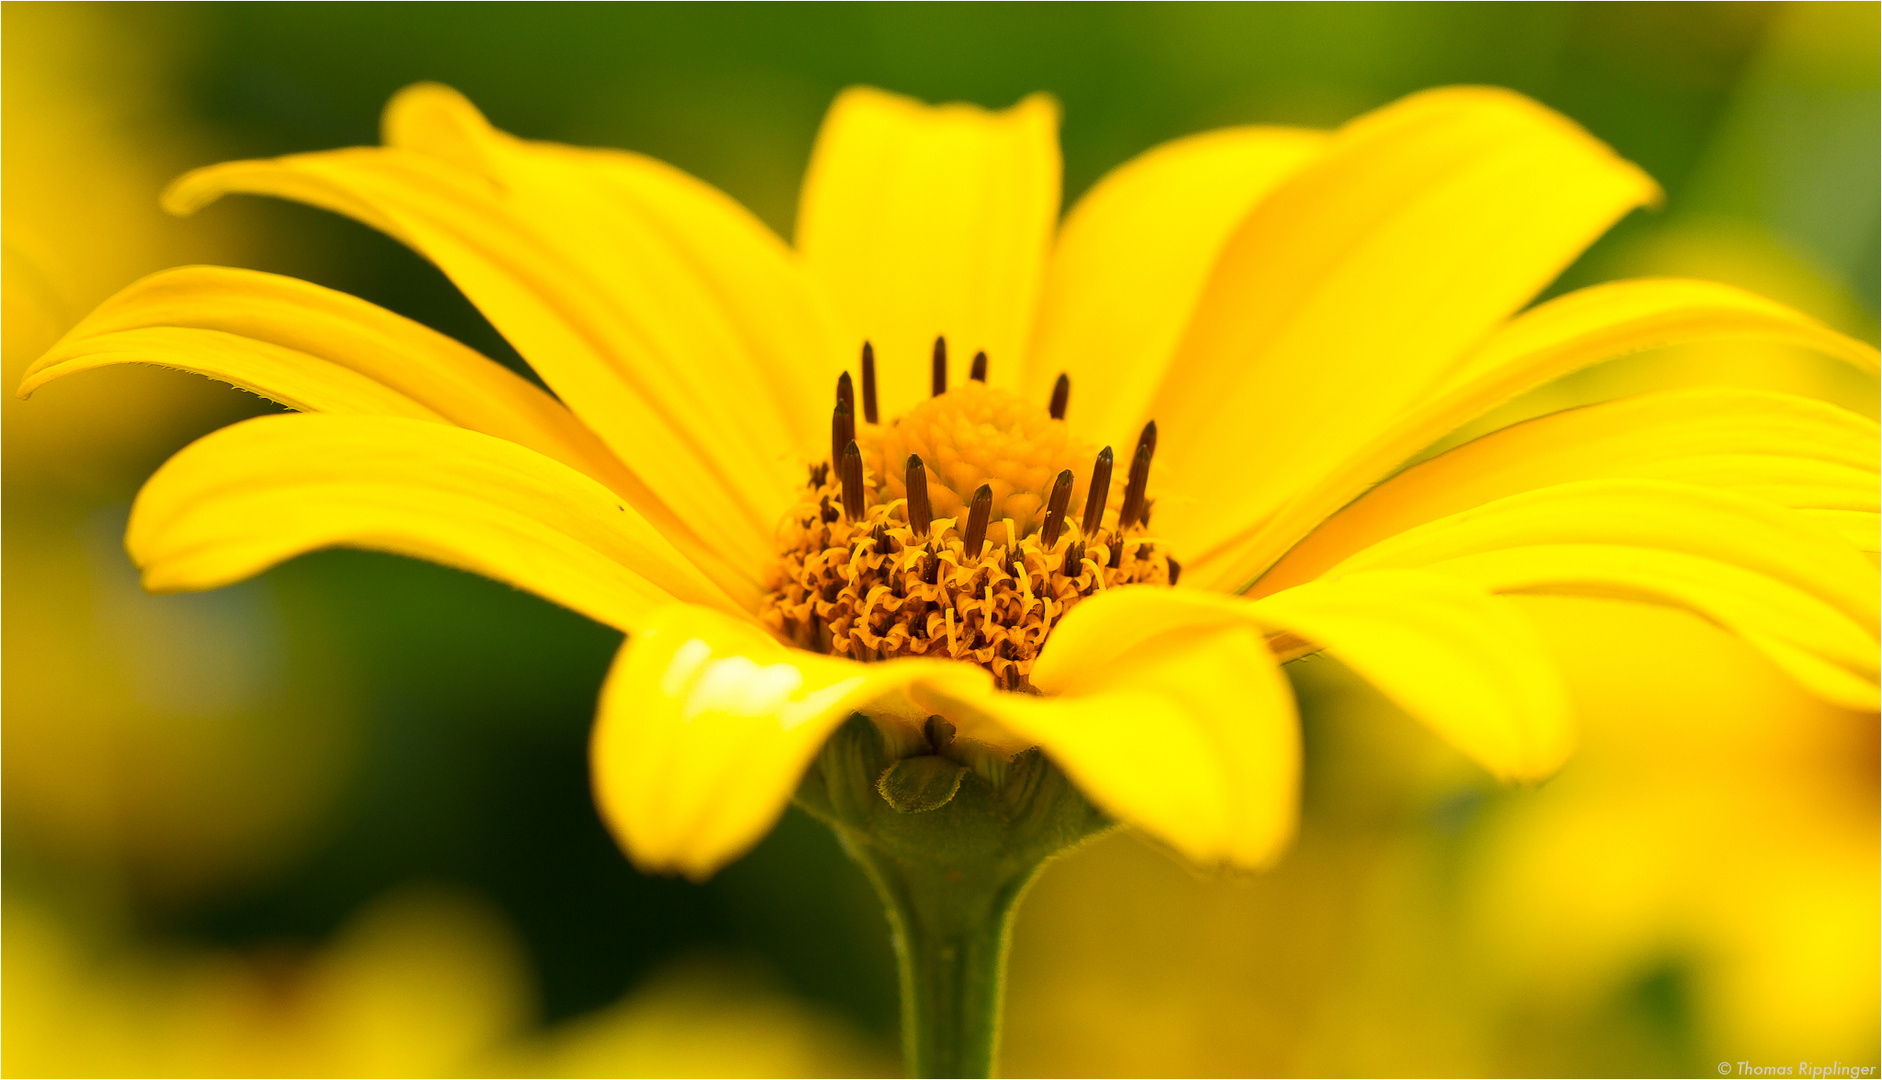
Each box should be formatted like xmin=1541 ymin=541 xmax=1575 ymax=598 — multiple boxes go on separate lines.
xmin=844 ymin=836 xmax=1037 ymax=1078
xmin=795 ymin=714 xmax=1111 ymax=1079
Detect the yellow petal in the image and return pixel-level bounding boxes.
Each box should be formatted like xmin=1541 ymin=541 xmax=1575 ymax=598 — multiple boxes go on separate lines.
xmin=1425 ymin=545 xmax=1880 ymax=711
xmin=927 ymin=602 xmax=1301 ymax=869
xmin=128 ymin=413 xmax=750 ymax=630
xmin=1795 ymin=509 xmax=1881 ymax=554
xmin=1249 ymin=571 xmax=1574 ymax=779
xmin=795 ymin=87 xmax=1060 ymax=414
xmin=1197 ymin=278 xmax=1881 ymax=592
xmin=1262 ymin=388 xmax=1880 ymax=593
xmin=594 ymin=591 xmax=1301 ymax=877
xmin=1330 ymin=478 xmax=1880 ymax=708
xmin=1037 ymin=577 xmax=1573 ymax=788
xmin=591 ymin=602 xmax=986 ymax=879
xmin=25 ymin=325 xmax=445 ymax=419
xmin=383 ymin=84 xmax=846 ymax=464
xmin=165 ymin=85 xmax=833 ymax=580
xmin=24 ymin=265 xmax=758 ymax=602
xmin=1151 ymin=87 xmax=1659 ymax=576
xmin=1024 ymin=126 xmax=1328 ymax=448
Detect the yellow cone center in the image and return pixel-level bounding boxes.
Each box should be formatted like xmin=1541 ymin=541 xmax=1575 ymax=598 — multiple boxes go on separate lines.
xmin=760 ymin=383 xmax=1174 ymax=691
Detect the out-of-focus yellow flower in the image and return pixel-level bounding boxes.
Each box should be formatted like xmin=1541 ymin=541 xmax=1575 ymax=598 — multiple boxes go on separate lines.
xmin=1467 ymin=597 xmax=1878 ymax=1070
xmin=2 ymin=3 xmax=256 ymax=481
xmin=2 ymin=2 xmax=353 ymax=904
xmin=1000 ymin=603 xmax=1875 ymax=1076
xmin=2 ymin=887 xmax=532 ymax=1078
xmin=4 ymin=885 xmax=891 ymax=1079
xmin=19 ymin=80 xmax=1878 ymax=881
xmin=509 ymin=964 xmax=893 ymax=1078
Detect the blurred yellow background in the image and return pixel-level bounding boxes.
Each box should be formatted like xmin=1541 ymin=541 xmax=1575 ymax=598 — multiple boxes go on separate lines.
xmin=4 ymin=3 xmax=1874 ymax=1075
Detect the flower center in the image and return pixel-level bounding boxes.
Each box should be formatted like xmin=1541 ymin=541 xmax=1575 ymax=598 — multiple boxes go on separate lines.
xmin=759 ymin=339 xmax=1178 ymax=692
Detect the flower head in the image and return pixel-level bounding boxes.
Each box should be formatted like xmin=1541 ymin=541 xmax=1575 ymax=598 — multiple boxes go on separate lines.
xmin=23 ymin=82 xmax=1879 ymax=882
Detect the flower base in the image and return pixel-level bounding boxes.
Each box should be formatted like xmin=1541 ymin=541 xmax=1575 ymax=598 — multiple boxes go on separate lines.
xmin=796 ymin=714 xmax=1111 ymax=1078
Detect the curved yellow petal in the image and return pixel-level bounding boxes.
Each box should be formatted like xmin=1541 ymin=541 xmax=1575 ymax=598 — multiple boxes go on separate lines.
xmin=1331 ymin=478 xmax=1880 ymax=707
xmin=1795 ymin=509 xmax=1881 ymax=554
xmin=795 ymin=86 xmax=1060 ymax=414
xmin=1196 ymin=278 xmax=1881 ymax=592
xmin=1249 ymin=571 xmax=1574 ymax=779
xmin=1037 ymin=577 xmax=1572 ymax=785
xmin=926 ymin=608 xmax=1300 ymax=870
xmin=21 ymin=265 xmax=759 ymax=605
xmin=1151 ymin=87 xmax=1659 ymax=572
xmin=25 ymin=325 xmax=445 ymax=419
xmin=1262 ymin=388 xmax=1879 ymax=593
xmin=382 ymin=84 xmax=846 ymax=463
xmin=591 ymin=602 xmax=987 ymax=879
xmin=1024 ymin=126 xmax=1328 ymax=447
xmin=128 ymin=413 xmax=749 ymax=632
xmin=593 ymin=591 xmax=1302 ymax=877
xmin=164 ymin=85 xmax=832 ymax=580
xmin=1333 ymin=478 xmax=1877 ymax=623
xmin=1425 ymin=545 xmax=1880 ymax=711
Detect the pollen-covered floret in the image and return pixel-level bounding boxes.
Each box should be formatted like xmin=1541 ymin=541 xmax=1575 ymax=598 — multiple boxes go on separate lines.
xmin=862 ymin=381 xmax=1093 ymax=535
xmin=759 ymin=466 xmax=1175 ymax=691
xmin=761 ymin=342 xmax=1180 ymax=687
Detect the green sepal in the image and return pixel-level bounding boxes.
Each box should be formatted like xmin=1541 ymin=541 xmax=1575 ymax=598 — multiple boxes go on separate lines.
xmin=878 ymin=755 xmax=967 ymax=813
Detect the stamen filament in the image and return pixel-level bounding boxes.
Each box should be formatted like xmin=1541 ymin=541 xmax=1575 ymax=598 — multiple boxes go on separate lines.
xmin=962 ymin=484 xmax=993 ymax=559
xmin=831 ymin=399 xmax=854 ymax=472
xmin=1119 ymin=421 xmax=1157 ymax=529
xmin=841 ymin=440 xmax=866 ymax=520
xmin=906 ymin=454 xmax=932 ymax=536
xmin=861 ymin=341 xmax=880 ymax=423
xmin=1041 ymin=469 xmax=1073 ymax=546
xmin=1049 ymin=373 xmax=1070 ymax=420
xmin=1082 ymin=447 xmax=1113 ymax=537
xmin=1062 ymin=540 xmax=1085 ymax=576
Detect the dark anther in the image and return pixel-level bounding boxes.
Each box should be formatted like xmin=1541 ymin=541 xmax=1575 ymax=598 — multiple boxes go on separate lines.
xmin=1062 ymin=540 xmax=1085 ymax=576
xmin=924 ymin=714 xmax=956 ymax=753
xmin=1166 ymin=556 xmax=1182 ymax=586
xmin=820 ymin=493 xmax=838 ymax=523
xmin=831 ymin=399 xmax=854 ymax=471
xmin=860 ymin=341 xmax=879 ymax=423
xmin=921 ymin=543 xmax=939 ymax=585
xmin=871 ymin=522 xmax=888 ymax=551
xmin=1049 ymin=373 xmax=1070 ymax=420
xmin=1082 ymin=446 xmax=1114 ymax=537
xmin=931 ymin=336 xmax=947 ymax=396
xmin=1108 ymin=538 xmax=1124 ymax=568
xmin=836 ymin=371 xmax=854 ymax=415
xmin=809 ymin=462 xmax=828 ymax=487
xmin=962 ymin=484 xmax=993 ymax=559
xmin=840 ymin=440 xmax=866 ymax=520
xmin=970 ymin=350 xmax=988 ymax=382
xmin=1119 ymin=420 xmax=1157 ymax=528
xmin=905 ymin=455 xmax=932 ymax=537
xmin=1041 ymin=469 xmax=1073 ymax=546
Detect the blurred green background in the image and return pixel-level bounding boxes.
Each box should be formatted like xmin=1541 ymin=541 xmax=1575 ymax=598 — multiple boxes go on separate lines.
xmin=4 ymin=2 xmax=1876 ymax=1075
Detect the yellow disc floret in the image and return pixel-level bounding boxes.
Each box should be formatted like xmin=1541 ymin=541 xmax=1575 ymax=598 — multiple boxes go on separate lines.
xmin=760 ymin=378 xmax=1175 ymax=691
xmin=863 ymin=382 xmax=1092 ymax=535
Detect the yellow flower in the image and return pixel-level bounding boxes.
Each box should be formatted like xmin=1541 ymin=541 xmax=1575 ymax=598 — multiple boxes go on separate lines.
xmin=22 ymin=83 xmax=1879 ymax=886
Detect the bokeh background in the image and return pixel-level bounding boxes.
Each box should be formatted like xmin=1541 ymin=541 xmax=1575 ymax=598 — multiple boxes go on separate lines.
xmin=4 ymin=2 xmax=1876 ymax=1075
